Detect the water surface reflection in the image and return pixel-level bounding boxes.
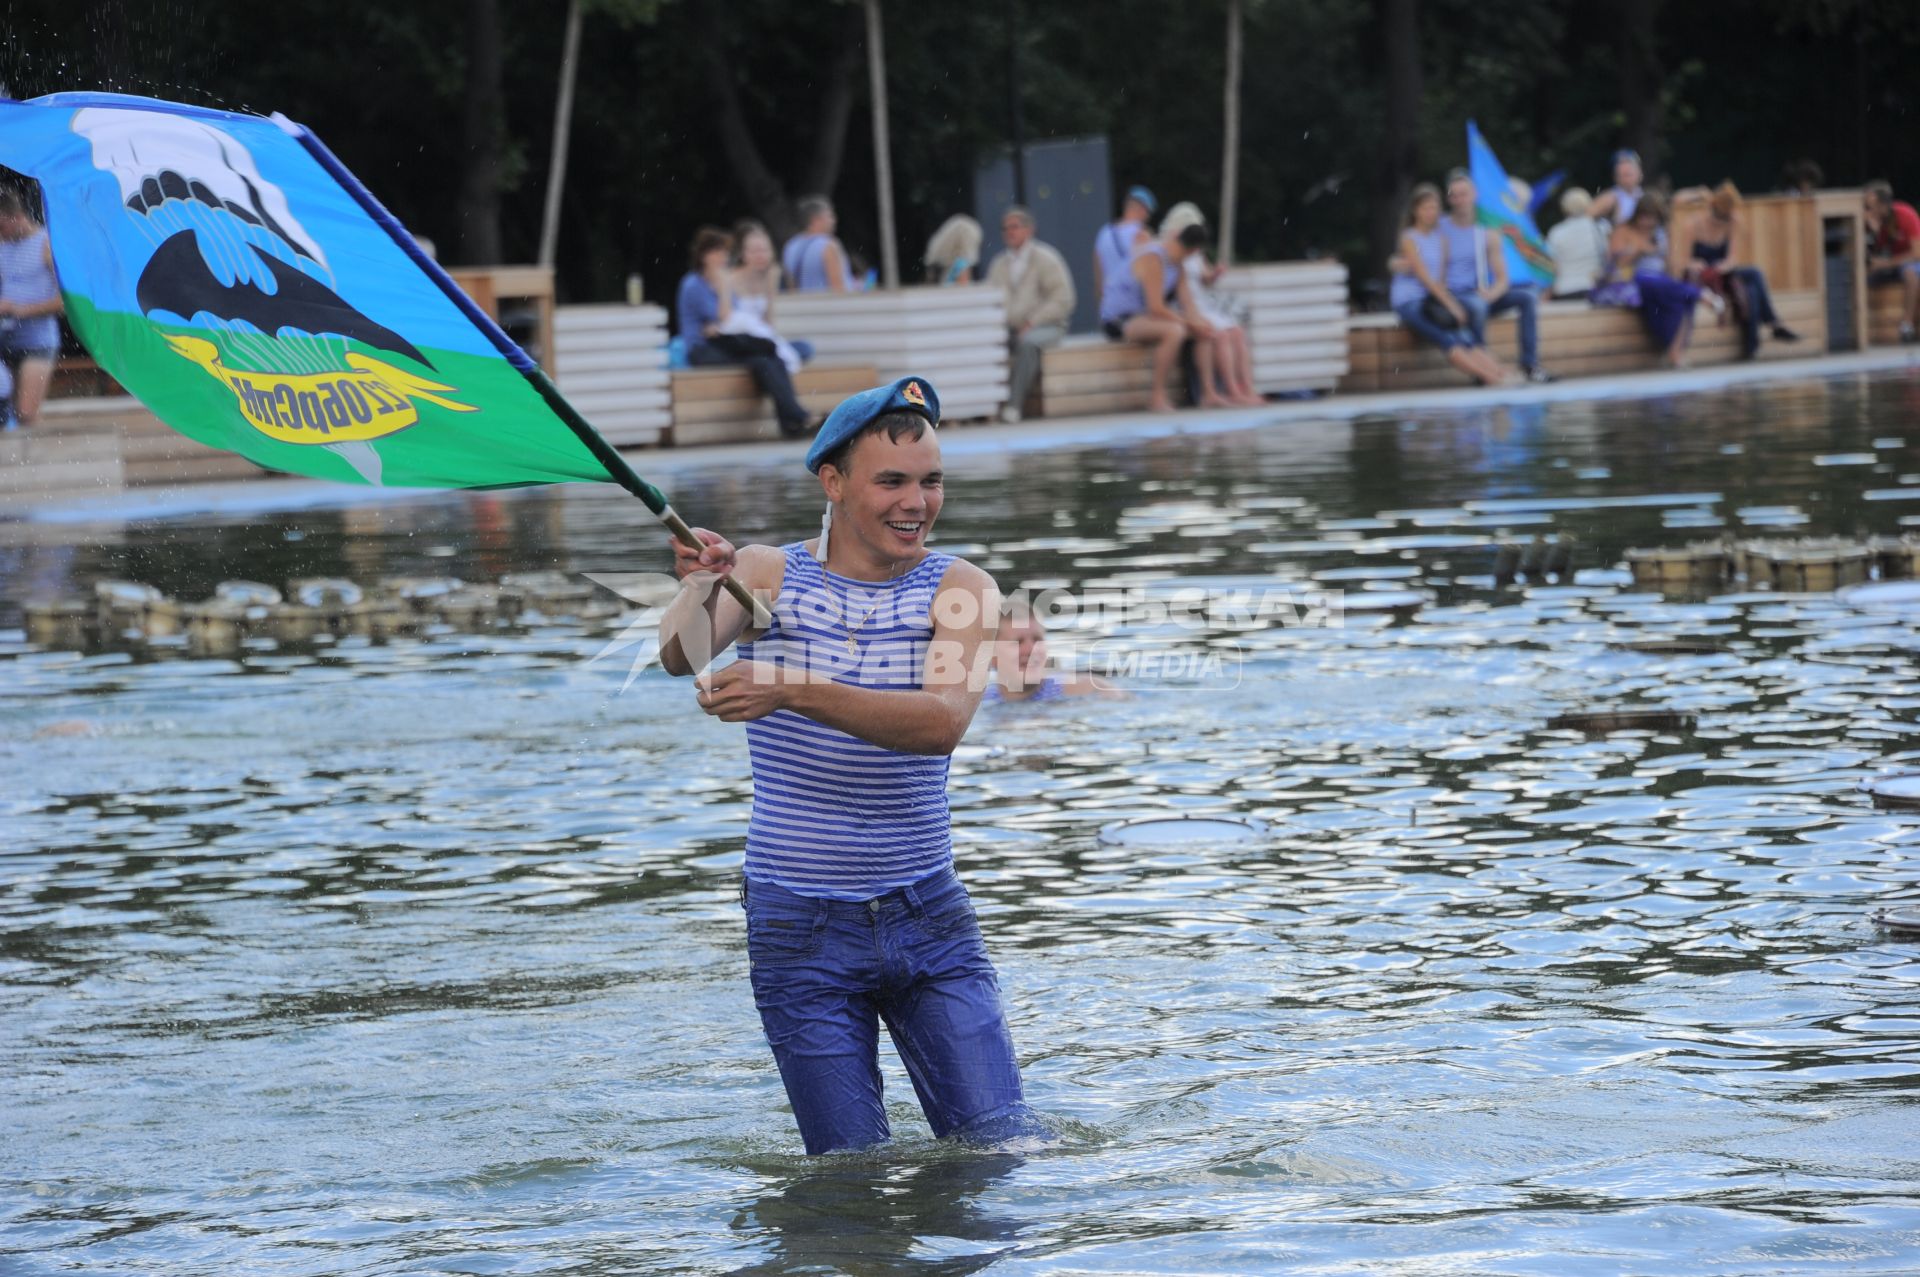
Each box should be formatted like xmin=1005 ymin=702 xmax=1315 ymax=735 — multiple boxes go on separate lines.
xmin=3 ymin=370 xmax=1919 ymax=1274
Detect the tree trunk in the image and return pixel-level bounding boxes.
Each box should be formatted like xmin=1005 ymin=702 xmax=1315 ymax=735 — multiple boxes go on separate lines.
xmin=803 ymin=36 xmax=864 ymax=203
xmin=1007 ymin=0 xmax=1027 ymax=204
xmin=864 ymin=0 xmax=899 ymax=290
xmin=698 ymin=5 xmax=863 ymax=244
xmin=538 ymin=0 xmax=585 ymax=269
xmin=1371 ymin=0 xmax=1421 ymax=292
xmin=1618 ymin=0 xmax=1664 ymax=179
xmin=459 ymin=0 xmax=507 ymax=265
xmin=1220 ymin=0 xmax=1243 ymax=264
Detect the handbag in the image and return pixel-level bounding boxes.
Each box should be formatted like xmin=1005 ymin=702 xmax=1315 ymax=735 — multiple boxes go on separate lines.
xmin=1419 ymin=296 xmax=1459 ymax=330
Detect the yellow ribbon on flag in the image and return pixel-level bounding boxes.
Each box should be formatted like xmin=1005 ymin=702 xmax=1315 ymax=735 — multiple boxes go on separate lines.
xmin=163 ymin=333 xmax=476 ymax=446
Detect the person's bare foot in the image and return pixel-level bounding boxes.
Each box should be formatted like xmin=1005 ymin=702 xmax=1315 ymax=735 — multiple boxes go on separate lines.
xmin=1148 ymin=397 xmax=1178 ymax=414
xmin=1199 ymin=393 xmax=1232 ymax=409
xmin=1231 ymin=390 xmax=1266 ymax=407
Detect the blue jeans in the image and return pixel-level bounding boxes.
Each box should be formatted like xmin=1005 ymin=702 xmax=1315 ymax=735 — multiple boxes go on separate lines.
xmin=743 ymin=866 xmax=1046 ymax=1154
xmin=1394 ymin=300 xmax=1471 ymax=351
xmin=688 ymin=341 xmax=808 ymax=433
xmin=1455 ymin=286 xmax=1540 ymax=370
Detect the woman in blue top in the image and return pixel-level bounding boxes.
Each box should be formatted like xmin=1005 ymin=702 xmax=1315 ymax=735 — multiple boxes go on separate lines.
xmin=0 ymin=189 xmax=65 ymax=428
xmin=1098 ymin=228 xmax=1223 ymax=414
xmin=1390 ymin=184 xmax=1508 ymax=386
xmin=657 ymin=377 xmax=1050 ymax=1155
xmin=677 ymin=226 xmax=810 ymax=437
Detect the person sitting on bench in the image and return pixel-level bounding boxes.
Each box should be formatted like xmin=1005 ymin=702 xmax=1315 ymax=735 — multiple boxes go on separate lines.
xmin=678 ymin=226 xmax=812 ymax=437
xmin=1388 ymin=183 xmax=1509 ymax=387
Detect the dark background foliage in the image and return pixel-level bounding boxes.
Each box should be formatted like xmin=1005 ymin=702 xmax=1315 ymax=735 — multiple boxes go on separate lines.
xmin=3 ymin=0 xmax=1914 ymax=304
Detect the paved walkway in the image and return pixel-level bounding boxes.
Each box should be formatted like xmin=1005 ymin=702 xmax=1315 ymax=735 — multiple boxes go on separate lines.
xmin=13 ymin=346 xmax=1919 ymax=528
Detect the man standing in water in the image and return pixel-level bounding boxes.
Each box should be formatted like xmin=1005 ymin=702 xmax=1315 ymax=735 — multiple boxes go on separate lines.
xmin=657 ymin=377 xmax=1048 ymax=1154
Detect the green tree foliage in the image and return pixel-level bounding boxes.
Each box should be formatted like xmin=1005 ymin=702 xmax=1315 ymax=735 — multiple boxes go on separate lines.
xmin=2 ymin=0 xmax=1915 ymax=304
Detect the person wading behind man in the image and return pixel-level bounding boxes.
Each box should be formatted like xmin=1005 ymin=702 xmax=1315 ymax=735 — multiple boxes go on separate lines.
xmin=1090 ymin=185 xmax=1155 ymax=304
xmin=657 ymin=377 xmax=1051 ymax=1155
xmin=1442 ymin=169 xmax=1553 ymax=383
xmin=0 ymin=189 xmax=63 ymax=429
xmin=782 ymin=195 xmax=856 ymax=294
xmin=986 ymin=205 xmax=1075 ymax=423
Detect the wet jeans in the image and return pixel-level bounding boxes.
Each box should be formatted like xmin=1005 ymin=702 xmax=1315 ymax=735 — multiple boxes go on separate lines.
xmin=742 ymin=866 xmax=1046 ymax=1154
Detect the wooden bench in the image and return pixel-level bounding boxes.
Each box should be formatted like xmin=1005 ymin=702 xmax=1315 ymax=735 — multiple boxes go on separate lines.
xmin=552 ymin=304 xmax=672 ymax=448
xmin=1215 ymin=261 xmax=1352 ymax=394
xmin=0 ymin=415 xmax=123 ymax=510
xmin=777 ymin=287 xmax=1009 ymax=423
xmin=668 ymin=363 xmax=879 ymax=447
xmin=1342 ymin=290 xmax=1827 ymax=392
xmin=1033 ymin=261 xmax=1353 ymax=420
xmin=49 ymin=354 xmax=124 ymax=400
xmin=1037 ymin=336 xmax=1157 ymax=418
xmin=30 ymin=396 xmax=267 ymax=489
xmin=1868 ymin=281 xmax=1912 ymax=346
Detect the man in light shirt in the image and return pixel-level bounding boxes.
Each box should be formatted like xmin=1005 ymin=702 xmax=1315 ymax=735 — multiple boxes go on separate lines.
xmin=1442 ymin=169 xmax=1553 ymax=383
xmin=986 ymin=206 xmax=1076 ymax=422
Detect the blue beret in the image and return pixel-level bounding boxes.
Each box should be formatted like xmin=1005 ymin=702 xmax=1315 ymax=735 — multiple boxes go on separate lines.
xmin=804 ymin=376 xmax=941 ymax=473
xmin=1126 ymin=185 xmax=1158 ymax=214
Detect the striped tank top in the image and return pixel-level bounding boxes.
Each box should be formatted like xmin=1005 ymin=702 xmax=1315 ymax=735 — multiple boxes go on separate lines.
xmin=0 ymin=226 xmax=60 ymax=350
xmin=736 ymin=543 xmax=957 ymax=900
xmin=1094 ymin=219 xmax=1141 ymax=287
xmin=781 ymin=233 xmax=854 ymax=292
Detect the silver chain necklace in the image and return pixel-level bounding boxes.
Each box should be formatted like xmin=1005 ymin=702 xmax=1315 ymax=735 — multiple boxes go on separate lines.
xmin=827 ymin=581 xmax=884 ymax=653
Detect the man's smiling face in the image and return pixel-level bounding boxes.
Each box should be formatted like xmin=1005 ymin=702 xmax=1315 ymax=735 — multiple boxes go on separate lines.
xmin=823 ymin=424 xmax=943 ymax=570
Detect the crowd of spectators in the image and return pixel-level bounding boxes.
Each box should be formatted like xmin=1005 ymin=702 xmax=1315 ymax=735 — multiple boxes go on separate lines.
xmin=675 ymin=182 xmax=1268 ymax=427
xmin=672 ymin=151 xmax=1911 ymax=430
xmin=1389 ymin=147 xmax=1836 ymax=378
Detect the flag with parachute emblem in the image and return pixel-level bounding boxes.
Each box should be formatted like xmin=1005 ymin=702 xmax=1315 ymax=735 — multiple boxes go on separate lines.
xmin=0 ymin=91 xmax=665 ymax=506
xmin=1465 ymin=120 xmax=1555 ymax=290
